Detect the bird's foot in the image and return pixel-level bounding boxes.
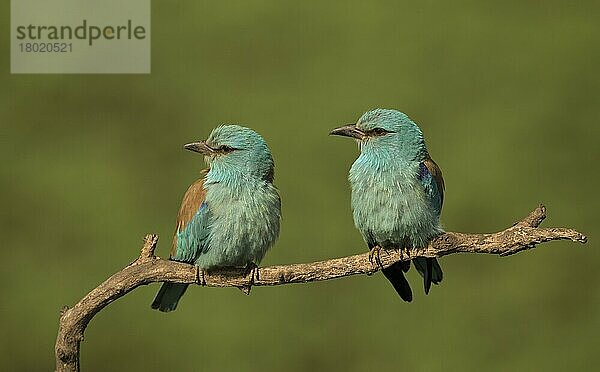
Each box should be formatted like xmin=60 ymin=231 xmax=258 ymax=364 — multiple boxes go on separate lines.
xmin=369 ymin=245 xmax=383 ymax=269
xmin=239 ymin=262 xmax=259 ymax=295
xmin=398 ymin=246 xmax=411 ymax=260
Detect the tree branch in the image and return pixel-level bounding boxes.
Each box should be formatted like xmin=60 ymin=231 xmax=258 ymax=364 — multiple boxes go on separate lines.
xmin=55 ymin=205 xmax=586 ymax=372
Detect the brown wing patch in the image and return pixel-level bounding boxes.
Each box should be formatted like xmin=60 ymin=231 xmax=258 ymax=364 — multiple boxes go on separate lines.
xmin=170 ymin=169 xmax=209 ymax=258
xmin=423 ymin=156 xmax=445 ymax=206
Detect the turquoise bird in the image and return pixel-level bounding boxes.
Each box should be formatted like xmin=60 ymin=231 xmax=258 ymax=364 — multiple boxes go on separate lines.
xmin=152 ymin=125 xmax=281 ymax=312
xmin=330 ymin=109 xmax=445 ymax=301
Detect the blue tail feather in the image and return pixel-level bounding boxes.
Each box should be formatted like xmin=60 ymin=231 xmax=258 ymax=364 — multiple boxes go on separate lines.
xmin=151 ymin=283 xmax=189 ymax=312
xmin=413 ymin=257 xmax=443 ymax=294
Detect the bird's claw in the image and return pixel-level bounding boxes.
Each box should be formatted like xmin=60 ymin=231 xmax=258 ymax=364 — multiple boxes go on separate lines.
xmin=239 ymin=262 xmax=259 ymax=295
xmin=402 ymin=247 xmax=411 ymax=260
xmin=369 ymin=245 xmax=383 ymax=269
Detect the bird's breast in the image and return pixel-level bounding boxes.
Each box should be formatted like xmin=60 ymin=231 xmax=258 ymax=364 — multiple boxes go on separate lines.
xmin=199 ymin=182 xmax=281 ymax=267
xmin=349 ymin=160 xmax=440 ymax=248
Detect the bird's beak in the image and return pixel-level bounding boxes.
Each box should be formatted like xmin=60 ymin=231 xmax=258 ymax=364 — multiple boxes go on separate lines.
xmin=329 ymin=124 xmax=365 ymax=140
xmin=183 ymin=141 xmax=215 ymax=155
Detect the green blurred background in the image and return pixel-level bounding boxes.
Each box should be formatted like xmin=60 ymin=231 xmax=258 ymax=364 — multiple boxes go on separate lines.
xmin=1 ymin=1 xmax=598 ymax=371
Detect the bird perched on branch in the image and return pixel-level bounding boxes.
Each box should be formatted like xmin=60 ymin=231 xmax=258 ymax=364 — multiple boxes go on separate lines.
xmin=151 ymin=125 xmax=281 ymax=312
xmin=330 ymin=109 xmax=445 ymax=302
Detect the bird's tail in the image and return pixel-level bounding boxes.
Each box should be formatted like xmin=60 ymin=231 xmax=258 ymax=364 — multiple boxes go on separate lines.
xmin=382 ymin=261 xmax=413 ymax=302
xmin=413 ymin=257 xmax=443 ymax=295
xmin=151 ymin=283 xmax=189 ymax=312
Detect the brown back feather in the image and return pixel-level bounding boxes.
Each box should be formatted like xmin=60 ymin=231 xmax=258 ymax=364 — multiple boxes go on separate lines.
xmin=170 ymin=169 xmax=209 ymax=258
xmin=423 ymin=156 xmax=445 ymax=206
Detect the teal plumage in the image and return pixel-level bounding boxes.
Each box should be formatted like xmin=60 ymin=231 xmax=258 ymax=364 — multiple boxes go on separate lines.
xmin=331 ymin=109 xmax=445 ymax=301
xmin=152 ymin=125 xmax=281 ymax=312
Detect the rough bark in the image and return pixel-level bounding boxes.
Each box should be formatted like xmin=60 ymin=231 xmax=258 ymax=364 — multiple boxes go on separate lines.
xmin=55 ymin=205 xmax=586 ymax=371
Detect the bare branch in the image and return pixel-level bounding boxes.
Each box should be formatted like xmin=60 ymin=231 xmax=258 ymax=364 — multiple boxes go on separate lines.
xmin=54 ymin=205 xmax=586 ymax=371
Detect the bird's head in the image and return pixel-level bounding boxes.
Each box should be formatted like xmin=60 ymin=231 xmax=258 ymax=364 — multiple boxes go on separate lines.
xmin=330 ymin=108 xmax=428 ymax=161
xmin=184 ymin=125 xmax=275 ymax=182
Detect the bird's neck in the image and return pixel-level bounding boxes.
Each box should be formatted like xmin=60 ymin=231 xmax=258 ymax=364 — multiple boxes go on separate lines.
xmin=360 ymin=137 xmax=428 ymax=164
xmin=349 ymin=149 xmax=424 ymax=188
xmin=357 ymin=147 xmax=423 ymax=171
xmin=205 ymin=166 xmax=270 ymax=190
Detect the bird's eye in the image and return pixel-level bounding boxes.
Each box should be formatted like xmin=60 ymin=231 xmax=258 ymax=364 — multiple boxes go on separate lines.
xmin=219 ymin=145 xmax=236 ymax=153
xmin=371 ymin=128 xmax=390 ymax=136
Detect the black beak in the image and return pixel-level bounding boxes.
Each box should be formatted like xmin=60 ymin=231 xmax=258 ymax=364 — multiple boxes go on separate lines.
xmin=329 ymin=124 xmax=365 ymax=140
xmin=184 ymin=141 xmax=215 ymax=155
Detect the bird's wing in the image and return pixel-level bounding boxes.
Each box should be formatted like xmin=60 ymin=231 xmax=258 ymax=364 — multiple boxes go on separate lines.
xmin=170 ymin=169 xmax=212 ymax=263
xmin=419 ymin=156 xmax=444 ymax=212
xmin=415 ymin=157 xmax=445 ymax=287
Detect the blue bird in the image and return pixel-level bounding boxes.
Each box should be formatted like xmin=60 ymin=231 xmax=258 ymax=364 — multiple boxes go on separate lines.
xmin=330 ymin=109 xmax=445 ymax=301
xmin=152 ymin=125 xmax=281 ymax=312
